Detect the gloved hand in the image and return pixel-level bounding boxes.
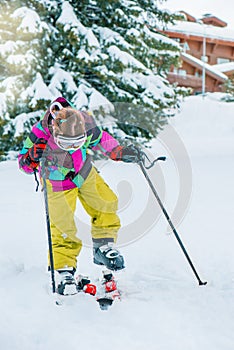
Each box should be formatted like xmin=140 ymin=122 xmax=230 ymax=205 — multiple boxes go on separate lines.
xmin=20 ymin=138 xmax=47 ymax=171
xmin=121 ymin=144 xmax=141 ymax=163
xmin=110 ymin=144 xmax=141 ymax=163
xmin=28 ymin=138 xmax=47 ymax=162
xmin=19 ymin=154 xmax=40 ymax=171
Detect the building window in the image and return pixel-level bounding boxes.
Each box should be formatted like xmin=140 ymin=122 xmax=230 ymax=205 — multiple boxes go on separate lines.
xmin=195 ymin=71 xmax=201 ymax=77
xmin=181 ymin=42 xmax=190 ymax=52
xmin=217 ymin=58 xmax=230 ymax=64
xmin=178 ymin=69 xmax=187 ymax=76
xmin=173 ymin=68 xmax=187 ymax=76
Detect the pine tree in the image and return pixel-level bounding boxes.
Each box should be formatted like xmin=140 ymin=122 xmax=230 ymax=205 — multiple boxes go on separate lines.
xmin=0 ymin=0 xmax=53 ymax=155
xmin=0 ymin=0 xmax=184 ymax=159
xmin=223 ymin=75 xmax=234 ymax=102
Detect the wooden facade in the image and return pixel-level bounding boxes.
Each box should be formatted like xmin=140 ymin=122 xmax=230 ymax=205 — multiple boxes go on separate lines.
xmin=162 ymin=13 xmax=234 ymax=93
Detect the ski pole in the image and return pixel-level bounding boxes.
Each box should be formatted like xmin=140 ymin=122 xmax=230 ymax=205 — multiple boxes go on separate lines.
xmin=41 ymin=157 xmax=56 ymax=294
xmin=138 ymin=156 xmax=207 ymax=286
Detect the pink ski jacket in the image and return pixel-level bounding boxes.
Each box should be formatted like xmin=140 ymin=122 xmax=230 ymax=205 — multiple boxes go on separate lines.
xmin=18 ymin=97 xmax=119 ymax=191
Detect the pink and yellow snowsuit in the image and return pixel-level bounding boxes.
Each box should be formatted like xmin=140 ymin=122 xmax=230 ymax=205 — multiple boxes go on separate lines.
xmin=18 ymin=97 xmax=121 ymax=271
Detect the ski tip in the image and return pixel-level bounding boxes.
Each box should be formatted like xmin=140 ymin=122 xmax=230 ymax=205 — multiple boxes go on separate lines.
xmin=97 ymin=297 xmax=113 ymax=311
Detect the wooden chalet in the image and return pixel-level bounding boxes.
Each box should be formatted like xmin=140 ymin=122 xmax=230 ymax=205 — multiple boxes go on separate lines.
xmin=162 ymin=12 xmax=234 ymax=93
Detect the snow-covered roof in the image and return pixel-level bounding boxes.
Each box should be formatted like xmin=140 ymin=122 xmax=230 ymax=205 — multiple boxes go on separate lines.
xmin=181 ymin=52 xmax=228 ymax=81
xmin=213 ymin=62 xmax=234 ymax=73
xmin=165 ymin=21 xmax=234 ymax=43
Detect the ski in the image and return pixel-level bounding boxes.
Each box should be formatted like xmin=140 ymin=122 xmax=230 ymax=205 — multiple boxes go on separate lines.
xmin=54 ymin=274 xmax=96 ymax=305
xmin=96 ymin=270 xmax=121 ymax=310
xmin=54 ymin=270 xmax=121 ymax=310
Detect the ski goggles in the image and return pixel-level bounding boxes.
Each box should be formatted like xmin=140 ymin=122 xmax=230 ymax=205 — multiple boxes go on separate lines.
xmin=54 ymin=133 xmax=87 ymax=151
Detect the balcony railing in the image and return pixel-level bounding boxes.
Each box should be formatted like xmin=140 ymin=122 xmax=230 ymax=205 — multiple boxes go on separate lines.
xmin=167 ymin=72 xmax=202 ymax=88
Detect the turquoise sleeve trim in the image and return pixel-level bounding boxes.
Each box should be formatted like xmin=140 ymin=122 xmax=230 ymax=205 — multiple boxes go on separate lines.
xmin=19 ymin=148 xmax=28 ymax=156
xmin=81 ymin=148 xmax=87 ymax=159
xmin=89 ymin=127 xmax=103 ymax=147
xmin=19 ymin=136 xmax=33 ymax=155
xmin=37 ymin=121 xmax=46 ymax=132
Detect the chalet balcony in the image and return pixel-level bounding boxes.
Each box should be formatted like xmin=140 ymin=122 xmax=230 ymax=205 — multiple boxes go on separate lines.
xmin=167 ymin=72 xmax=202 ymax=89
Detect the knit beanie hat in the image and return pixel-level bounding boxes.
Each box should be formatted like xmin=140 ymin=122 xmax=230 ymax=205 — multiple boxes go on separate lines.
xmin=52 ymin=107 xmax=85 ymax=138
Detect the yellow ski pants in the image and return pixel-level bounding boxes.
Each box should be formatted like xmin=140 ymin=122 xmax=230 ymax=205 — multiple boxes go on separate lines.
xmin=46 ymin=167 xmax=121 ymax=270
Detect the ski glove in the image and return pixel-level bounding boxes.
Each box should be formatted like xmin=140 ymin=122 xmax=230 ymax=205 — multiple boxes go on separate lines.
xmin=110 ymin=144 xmax=141 ymax=163
xmin=20 ymin=138 xmax=47 ymax=170
xmin=28 ymin=138 xmax=47 ymax=162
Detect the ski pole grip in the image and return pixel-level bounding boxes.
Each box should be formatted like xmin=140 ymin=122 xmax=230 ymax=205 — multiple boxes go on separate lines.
xmin=157 ymin=156 xmax=166 ymax=161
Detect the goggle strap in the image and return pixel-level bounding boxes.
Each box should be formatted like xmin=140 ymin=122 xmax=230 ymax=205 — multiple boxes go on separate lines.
xmin=50 ymin=101 xmax=64 ymax=119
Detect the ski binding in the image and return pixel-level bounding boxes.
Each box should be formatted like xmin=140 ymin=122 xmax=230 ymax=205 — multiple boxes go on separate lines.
xmin=96 ymin=270 xmax=121 ymax=310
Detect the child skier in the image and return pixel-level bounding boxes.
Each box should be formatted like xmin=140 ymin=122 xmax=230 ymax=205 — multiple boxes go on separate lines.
xmin=18 ymin=96 xmax=140 ymax=295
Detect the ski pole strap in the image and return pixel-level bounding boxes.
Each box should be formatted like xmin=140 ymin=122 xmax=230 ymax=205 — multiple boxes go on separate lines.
xmin=140 ymin=150 xmax=166 ymax=169
xmin=33 ymin=170 xmax=40 ymax=192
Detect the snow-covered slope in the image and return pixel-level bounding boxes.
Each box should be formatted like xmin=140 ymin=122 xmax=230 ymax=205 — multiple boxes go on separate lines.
xmin=0 ymin=94 xmax=234 ymax=349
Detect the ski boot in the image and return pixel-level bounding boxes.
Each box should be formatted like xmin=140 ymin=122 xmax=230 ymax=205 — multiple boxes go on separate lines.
xmin=93 ymin=240 xmax=125 ymax=271
xmin=57 ymin=271 xmax=77 ymax=296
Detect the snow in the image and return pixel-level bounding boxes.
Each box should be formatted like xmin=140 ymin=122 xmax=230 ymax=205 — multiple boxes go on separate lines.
xmin=72 ymin=84 xmax=89 ymax=109
xmin=0 ymin=77 xmax=20 ymax=102
xmin=85 ymin=28 xmax=100 ymax=48
xmin=107 ymin=45 xmax=147 ymax=70
xmin=57 ymin=1 xmax=99 ymax=48
xmin=0 ymin=1 xmax=178 ymax=122
xmin=98 ymin=27 xmax=132 ymax=49
xmin=181 ymin=52 xmax=228 ymax=81
xmin=72 ymin=83 xmax=113 ymax=112
xmin=144 ymin=25 xmax=181 ymax=48
xmin=11 ymin=7 xmax=49 ymax=34
xmin=13 ymin=111 xmax=43 ymax=137
xmin=89 ymin=89 xmax=113 ymax=111
xmin=6 ymin=53 xmax=35 ymax=68
xmin=121 ymin=71 xmax=174 ymax=102
xmin=57 ymin=1 xmax=85 ymax=32
xmin=169 ymin=93 xmax=234 ymax=156
xmin=22 ymin=73 xmax=54 ymax=107
xmin=0 ymin=92 xmax=7 ymax=115
xmin=165 ymin=20 xmax=234 ymax=42
xmin=48 ymin=65 xmax=77 ymax=97
xmin=213 ymin=62 xmax=234 ymax=73
xmin=77 ymin=49 xmax=91 ymax=61
xmin=0 ymin=41 xmax=17 ymax=55
xmin=126 ymin=28 xmax=140 ymax=37
xmin=1 ymin=94 xmax=234 ymax=348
